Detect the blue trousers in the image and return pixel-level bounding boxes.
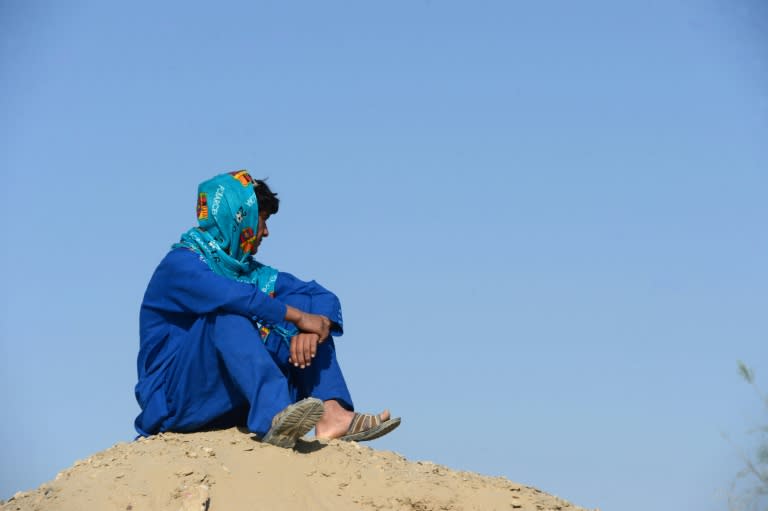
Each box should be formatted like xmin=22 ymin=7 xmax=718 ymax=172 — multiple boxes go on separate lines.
xmin=160 ymin=312 xmax=353 ymax=436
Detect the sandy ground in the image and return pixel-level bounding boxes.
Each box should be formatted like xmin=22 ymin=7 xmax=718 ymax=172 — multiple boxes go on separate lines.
xmin=1 ymin=428 xmax=595 ymax=511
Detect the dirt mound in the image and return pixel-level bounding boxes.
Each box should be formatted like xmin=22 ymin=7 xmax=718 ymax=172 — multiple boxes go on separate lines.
xmin=1 ymin=428 xmax=593 ymax=511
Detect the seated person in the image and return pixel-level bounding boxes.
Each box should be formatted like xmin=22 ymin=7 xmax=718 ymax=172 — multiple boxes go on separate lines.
xmin=134 ymin=170 xmax=400 ymax=448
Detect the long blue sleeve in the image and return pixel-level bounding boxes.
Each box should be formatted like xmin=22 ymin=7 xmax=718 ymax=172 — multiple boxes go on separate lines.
xmin=141 ymin=248 xmax=287 ymax=323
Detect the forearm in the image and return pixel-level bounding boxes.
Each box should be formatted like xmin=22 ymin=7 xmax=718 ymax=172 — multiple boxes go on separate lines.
xmin=284 ymin=305 xmax=304 ymax=324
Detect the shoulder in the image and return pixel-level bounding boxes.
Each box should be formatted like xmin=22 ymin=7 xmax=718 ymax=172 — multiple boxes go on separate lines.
xmin=161 ymin=247 xmax=207 ymax=268
xmin=151 ymin=248 xmax=210 ymax=281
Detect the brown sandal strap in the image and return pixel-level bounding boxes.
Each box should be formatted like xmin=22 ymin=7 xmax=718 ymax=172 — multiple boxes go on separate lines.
xmin=347 ymin=413 xmax=382 ymax=435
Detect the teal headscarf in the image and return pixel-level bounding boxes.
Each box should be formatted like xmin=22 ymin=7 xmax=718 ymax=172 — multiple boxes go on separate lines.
xmin=174 ymin=170 xmax=279 ymax=296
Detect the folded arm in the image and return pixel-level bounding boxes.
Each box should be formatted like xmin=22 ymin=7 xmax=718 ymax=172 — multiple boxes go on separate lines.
xmin=142 ymin=249 xmax=330 ymax=337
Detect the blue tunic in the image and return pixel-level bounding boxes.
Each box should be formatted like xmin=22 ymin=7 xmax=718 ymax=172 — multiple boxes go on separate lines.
xmin=134 ymin=248 xmax=353 ymax=436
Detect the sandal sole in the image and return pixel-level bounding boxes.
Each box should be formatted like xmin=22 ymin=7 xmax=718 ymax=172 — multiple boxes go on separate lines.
xmin=262 ymin=398 xmax=325 ymax=449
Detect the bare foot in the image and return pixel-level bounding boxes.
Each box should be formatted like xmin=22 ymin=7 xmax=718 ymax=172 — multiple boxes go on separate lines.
xmin=315 ymin=400 xmax=390 ymax=440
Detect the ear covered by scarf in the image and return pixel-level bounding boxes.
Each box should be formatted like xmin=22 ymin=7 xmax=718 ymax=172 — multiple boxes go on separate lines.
xmin=196 ymin=169 xmax=260 ymax=263
xmin=174 ymin=170 xmax=279 ymax=293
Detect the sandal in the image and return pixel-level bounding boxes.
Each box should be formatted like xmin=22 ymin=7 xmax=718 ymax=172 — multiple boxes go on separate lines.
xmin=340 ymin=413 xmax=401 ymax=442
xmin=262 ymin=398 xmax=325 ymax=449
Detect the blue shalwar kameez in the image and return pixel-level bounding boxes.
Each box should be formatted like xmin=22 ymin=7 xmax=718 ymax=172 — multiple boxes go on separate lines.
xmin=135 ymin=248 xmax=354 ymax=437
xmin=134 ymin=171 xmax=354 ymax=438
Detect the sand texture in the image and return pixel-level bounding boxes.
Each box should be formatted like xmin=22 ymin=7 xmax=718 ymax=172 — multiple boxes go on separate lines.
xmin=2 ymin=428 xmax=594 ymax=511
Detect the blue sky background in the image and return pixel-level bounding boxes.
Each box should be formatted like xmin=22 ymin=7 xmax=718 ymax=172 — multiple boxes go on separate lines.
xmin=1 ymin=1 xmax=766 ymax=510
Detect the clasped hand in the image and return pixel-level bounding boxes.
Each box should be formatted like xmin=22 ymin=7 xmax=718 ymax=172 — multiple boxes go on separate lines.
xmin=289 ymin=332 xmax=322 ymax=369
xmin=288 ymin=311 xmax=331 ymax=368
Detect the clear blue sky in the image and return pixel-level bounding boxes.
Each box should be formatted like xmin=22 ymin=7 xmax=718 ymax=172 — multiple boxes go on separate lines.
xmin=1 ymin=1 xmax=766 ymax=510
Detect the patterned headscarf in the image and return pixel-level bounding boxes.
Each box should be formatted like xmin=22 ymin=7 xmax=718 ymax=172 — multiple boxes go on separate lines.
xmin=174 ymin=170 xmax=279 ymax=295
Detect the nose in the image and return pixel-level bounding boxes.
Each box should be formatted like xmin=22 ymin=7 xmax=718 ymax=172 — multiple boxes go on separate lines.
xmin=262 ymin=224 xmax=269 ymax=238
